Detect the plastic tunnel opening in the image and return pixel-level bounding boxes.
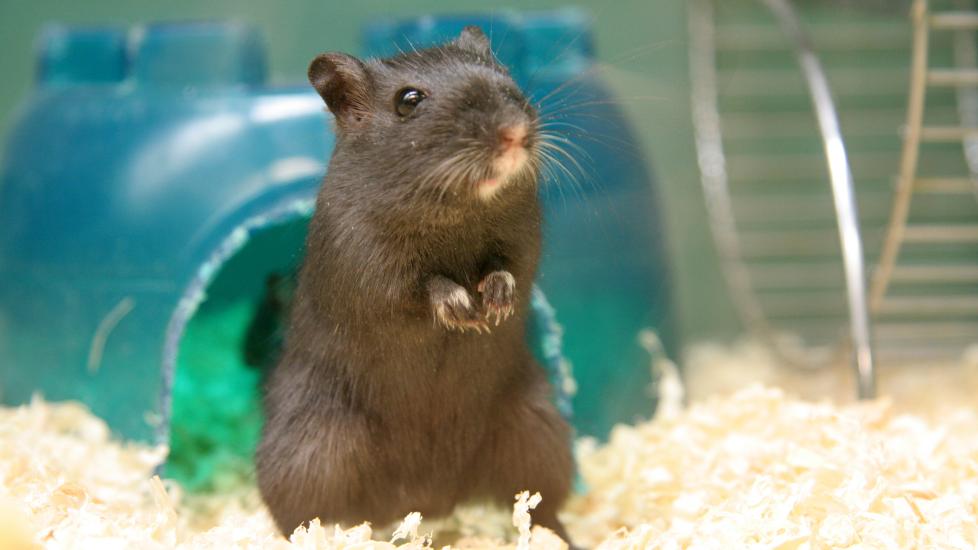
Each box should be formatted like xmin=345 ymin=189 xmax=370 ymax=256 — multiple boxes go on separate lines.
xmin=162 ymin=212 xmax=577 ymax=494
xmin=166 ymin=216 xmax=310 ymax=493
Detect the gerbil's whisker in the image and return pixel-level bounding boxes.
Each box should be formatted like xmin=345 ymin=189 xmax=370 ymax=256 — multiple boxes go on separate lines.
xmin=530 ymin=42 xmax=674 ymax=108
xmin=537 ymin=120 xmax=641 ymax=156
xmin=538 ymin=132 xmax=592 ymax=181
xmin=529 ymin=63 xmax=591 ymax=107
xmin=539 ymin=97 xmax=665 ymax=121
xmin=535 ymin=143 xmax=584 ymax=204
xmin=415 ymin=152 xmax=462 ymax=203
xmin=415 ymin=146 xmax=489 ymax=204
xmin=535 ymin=148 xmax=574 ymax=207
xmin=538 ymin=129 xmax=591 ymax=158
xmin=536 ymin=130 xmax=600 ymax=200
xmin=536 ymin=147 xmax=576 ymax=186
xmin=404 ymin=36 xmax=420 ymax=55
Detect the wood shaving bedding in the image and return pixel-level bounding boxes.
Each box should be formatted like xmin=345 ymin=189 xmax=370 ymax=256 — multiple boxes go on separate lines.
xmin=0 ymin=397 xmax=559 ymax=550
xmin=566 ymin=385 xmax=978 ymax=548
xmin=3 ymin=345 xmax=978 ymax=549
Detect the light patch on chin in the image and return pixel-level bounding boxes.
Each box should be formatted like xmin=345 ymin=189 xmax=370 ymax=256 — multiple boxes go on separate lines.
xmin=478 ymin=148 xmax=529 ymax=201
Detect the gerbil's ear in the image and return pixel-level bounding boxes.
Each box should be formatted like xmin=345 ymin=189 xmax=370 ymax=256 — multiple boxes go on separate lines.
xmin=308 ymin=53 xmax=372 ymax=126
xmin=453 ymin=26 xmax=491 ymax=58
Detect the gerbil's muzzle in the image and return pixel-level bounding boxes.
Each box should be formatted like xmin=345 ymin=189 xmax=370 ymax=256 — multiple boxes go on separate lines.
xmin=497 ymin=124 xmax=530 ymax=153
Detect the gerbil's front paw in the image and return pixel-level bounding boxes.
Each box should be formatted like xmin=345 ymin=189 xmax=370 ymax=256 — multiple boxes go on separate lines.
xmin=432 ymin=284 xmax=490 ymax=333
xmin=478 ymin=270 xmax=516 ymax=325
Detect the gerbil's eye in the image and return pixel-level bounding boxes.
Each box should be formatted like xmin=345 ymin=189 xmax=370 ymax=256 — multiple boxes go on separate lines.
xmin=395 ymin=88 xmax=426 ymax=117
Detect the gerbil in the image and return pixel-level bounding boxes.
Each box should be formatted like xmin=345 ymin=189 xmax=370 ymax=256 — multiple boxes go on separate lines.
xmin=255 ymin=27 xmax=575 ymax=544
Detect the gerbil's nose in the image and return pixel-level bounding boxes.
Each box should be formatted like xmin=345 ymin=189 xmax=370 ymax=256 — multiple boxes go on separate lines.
xmin=498 ymin=124 xmax=529 ymax=151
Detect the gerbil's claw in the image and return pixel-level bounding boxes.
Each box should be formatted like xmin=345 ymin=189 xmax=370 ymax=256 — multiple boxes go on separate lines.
xmin=478 ymin=270 xmax=516 ymax=326
xmin=460 ymin=321 xmax=490 ymax=334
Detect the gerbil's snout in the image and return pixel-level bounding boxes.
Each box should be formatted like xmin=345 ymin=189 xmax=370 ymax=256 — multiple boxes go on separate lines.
xmin=497 ymin=124 xmax=529 ymax=152
xmin=477 ymin=121 xmax=532 ymax=201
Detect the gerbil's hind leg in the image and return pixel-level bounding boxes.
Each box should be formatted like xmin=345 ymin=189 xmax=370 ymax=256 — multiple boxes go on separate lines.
xmin=466 ymin=381 xmax=575 ymax=545
xmin=256 ymin=410 xmax=381 ymax=534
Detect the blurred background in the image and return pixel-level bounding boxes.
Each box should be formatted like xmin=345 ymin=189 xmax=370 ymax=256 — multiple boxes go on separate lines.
xmin=5 ymin=4 xmax=978 ymax=548
xmin=0 ymin=0 xmax=734 ymax=342
xmin=3 ymin=0 xmax=977 ymax=491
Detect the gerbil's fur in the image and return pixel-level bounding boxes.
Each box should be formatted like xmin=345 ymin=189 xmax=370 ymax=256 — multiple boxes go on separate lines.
xmin=255 ymin=27 xmax=575 ymax=543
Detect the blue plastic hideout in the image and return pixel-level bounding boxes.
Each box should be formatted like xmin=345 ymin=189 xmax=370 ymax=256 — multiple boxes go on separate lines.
xmin=0 ymin=11 xmax=674 ymax=490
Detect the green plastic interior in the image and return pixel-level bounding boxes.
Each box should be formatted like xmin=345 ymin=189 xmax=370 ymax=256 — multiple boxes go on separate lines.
xmin=166 ymin=217 xmax=309 ymax=492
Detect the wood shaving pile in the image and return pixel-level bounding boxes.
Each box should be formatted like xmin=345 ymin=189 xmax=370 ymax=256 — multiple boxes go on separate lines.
xmin=683 ymin=341 xmax=978 ymax=418
xmin=3 ymin=343 xmax=978 ymax=548
xmin=567 ymin=386 xmax=978 ymax=548
xmin=0 ymin=397 xmax=560 ymax=550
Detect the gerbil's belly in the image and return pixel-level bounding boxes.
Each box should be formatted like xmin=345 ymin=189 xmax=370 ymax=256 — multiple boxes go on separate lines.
xmin=365 ymin=329 xmax=520 ymax=465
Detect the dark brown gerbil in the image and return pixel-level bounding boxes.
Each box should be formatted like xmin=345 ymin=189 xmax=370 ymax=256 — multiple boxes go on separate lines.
xmin=255 ymin=27 xmax=575 ymax=546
